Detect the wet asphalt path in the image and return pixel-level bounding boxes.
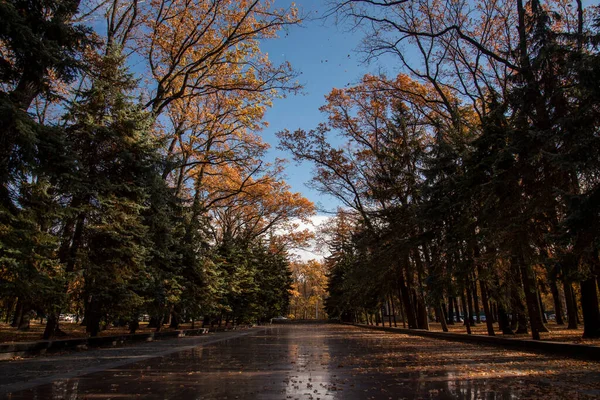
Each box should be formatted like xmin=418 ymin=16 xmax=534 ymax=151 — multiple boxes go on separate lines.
xmin=3 ymin=324 xmax=600 ymax=399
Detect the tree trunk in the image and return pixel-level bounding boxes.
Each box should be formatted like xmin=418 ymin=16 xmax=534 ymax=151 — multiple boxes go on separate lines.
xmin=564 ymin=281 xmax=578 ymax=329
xmin=538 ymin=290 xmax=548 ymax=324
xmin=492 ymin=303 xmax=499 ymax=323
xmin=550 ymin=277 xmax=565 ymax=325
xmin=11 ymin=298 xmax=23 ymax=327
xmin=17 ymin=305 xmax=32 ymax=331
xmin=169 ymin=308 xmax=180 ymax=329
xmin=390 ymin=297 xmax=397 ymax=327
xmin=155 ymin=314 xmax=164 ymax=332
xmin=397 ymin=296 xmax=406 ymax=328
xmin=472 ymin=278 xmax=481 ymax=324
xmin=415 ymin=290 xmax=428 ymax=330
xmin=43 ymin=313 xmax=60 ymax=340
xmin=129 ymin=318 xmax=139 ymax=334
xmin=461 ymin=293 xmax=471 ymax=335
xmin=580 ymin=277 xmax=600 ymax=338
xmin=397 ymin=266 xmax=418 ymax=329
xmin=438 ymin=305 xmax=449 ymax=332
xmin=454 ymin=297 xmax=461 ymax=323
xmin=447 ymin=297 xmax=455 ymax=325
xmin=412 ymin=249 xmax=430 ymax=330
xmin=459 ymin=297 xmax=467 ymax=325
xmin=516 ymin=252 xmax=547 ymax=339
xmin=477 ymin=273 xmax=495 ymax=336
xmin=86 ymin=297 xmax=102 ymax=337
xmin=516 ymin=312 xmax=529 ymax=334
xmin=498 ymin=304 xmax=514 ymax=334
xmin=148 ymin=316 xmax=160 ymax=328
xmin=4 ymin=297 xmax=16 ymax=324
xmin=466 ymin=284 xmax=476 ymax=326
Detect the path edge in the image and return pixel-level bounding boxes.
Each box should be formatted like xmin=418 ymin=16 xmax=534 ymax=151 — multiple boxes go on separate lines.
xmin=344 ymin=323 xmax=600 ymax=361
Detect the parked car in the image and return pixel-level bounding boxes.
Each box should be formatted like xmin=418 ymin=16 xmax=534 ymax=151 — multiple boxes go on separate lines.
xmin=59 ymin=314 xmax=77 ymax=322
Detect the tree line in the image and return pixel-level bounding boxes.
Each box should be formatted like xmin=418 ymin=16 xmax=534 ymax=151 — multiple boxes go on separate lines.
xmin=279 ymin=0 xmax=600 ymax=339
xmin=0 ymin=0 xmax=314 ymax=339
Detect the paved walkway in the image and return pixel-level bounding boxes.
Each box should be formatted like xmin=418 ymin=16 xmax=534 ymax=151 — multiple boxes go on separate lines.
xmin=0 ymin=328 xmax=262 ymax=396
xmin=3 ymin=324 xmax=600 ymax=399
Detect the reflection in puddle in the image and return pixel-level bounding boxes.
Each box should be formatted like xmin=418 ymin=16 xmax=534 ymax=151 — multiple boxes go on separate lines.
xmin=285 ymin=340 xmax=336 ymax=400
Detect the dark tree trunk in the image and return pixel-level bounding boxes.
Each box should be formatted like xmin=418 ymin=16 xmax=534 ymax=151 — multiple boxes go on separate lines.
xmin=148 ymin=316 xmax=160 ymax=328
xmin=11 ymin=298 xmax=23 ymax=327
xmin=538 ymin=290 xmax=548 ymax=324
xmin=390 ymin=297 xmax=397 ymax=327
xmin=472 ymin=278 xmax=481 ymax=324
xmin=412 ymin=249 xmax=430 ymax=330
xmin=129 ymin=318 xmax=139 ymax=334
xmin=514 ymin=250 xmax=547 ymax=339
xmin=580 ymin=277 xmax=600 ymax=338
xmin=510 ymin=309 xmax=518 ymax=332
xmin=86 ymin=297 xmax=102 ymax=337
xmin=550 ymin=277 xmax=565 ymax=325
xmin=454 ymin=297 xmax=461 ymax=323
xmin=564 ymin=281 xmax=578 ymax=329
xmin=498 ymin=304 xmax=514 ymax=334
xmin=43 ymin=313 xmax=60 ymax=340
xmin=461 ymin=293 xmax=472 ymax=335
xmin=438 ymin=305 xmax=449 ymax=332
xmin=17 ymin=305 xmax=31 ymax=331
xmin=516 ymin=312 xmax=529 ymax=334
xmin=4 ymin=297 xmax=16 ymax=324
xmin=459 ymin=297 xmax=468 ymax=325
xmin=433 ymin=304 xmax=440 ymax=323
xmin=155 ymin=314 xmax=164 ymax=332
xmin=415 ymin=290 xmax=428 ymax=329
xmin=169 ymin=309 xmax=180 ymax=329
xmin=466 ymin=284 xmax=476 ymax=326
xmin=45 ymin=205 xmax=87 ymax=337
xmin=397 ymin=296 xmax=406 ymax=328
xmin=477 ymin=272 xmax=495 ymax=336
xmin=447 ymin=297 xmax=455 ymax=325
xmin=572 ymin=286 xmax=581 ymax=324
xmin=397 ymin=266 xmax=418 ymax=329
xmin=493 ymin=303 xmax=499 ymax=323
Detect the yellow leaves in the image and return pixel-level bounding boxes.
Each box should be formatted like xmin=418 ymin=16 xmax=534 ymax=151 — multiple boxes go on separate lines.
xmin=135 ymin=0 xmax=301 ymax=116
xmin=289 ymin=259 xmax=329 ymax=319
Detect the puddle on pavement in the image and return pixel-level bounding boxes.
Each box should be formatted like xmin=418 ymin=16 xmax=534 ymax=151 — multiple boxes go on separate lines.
xmin=3 ymin=325 xmax=582 ymax=399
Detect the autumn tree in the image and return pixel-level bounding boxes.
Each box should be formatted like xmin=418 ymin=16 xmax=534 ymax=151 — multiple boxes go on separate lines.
xmin=289 ymin=260 xmax=328 ymax=319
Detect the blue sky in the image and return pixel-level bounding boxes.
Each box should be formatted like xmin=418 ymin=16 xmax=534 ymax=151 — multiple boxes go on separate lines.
xmin=259 ymin=0 xmax=396 ymax=214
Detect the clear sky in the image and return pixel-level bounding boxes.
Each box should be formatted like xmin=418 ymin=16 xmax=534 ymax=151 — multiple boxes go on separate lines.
xmin=259 ymin=0 xmax=396 ymax=214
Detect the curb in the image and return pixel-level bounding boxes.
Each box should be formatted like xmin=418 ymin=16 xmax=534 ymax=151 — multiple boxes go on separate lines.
xmin=345 ymin=323 xmax=600 ymax=361
xmin=0 ymin=325 xmax=252 ymax=360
